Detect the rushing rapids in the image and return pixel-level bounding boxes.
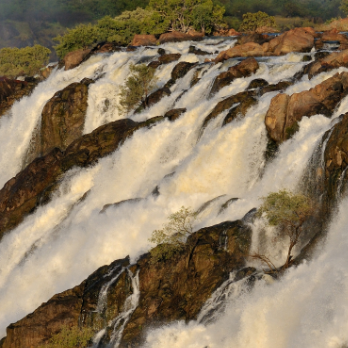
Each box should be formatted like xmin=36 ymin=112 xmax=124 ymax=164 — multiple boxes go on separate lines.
xmin=1 ymin=34 xmax=348 ymax=347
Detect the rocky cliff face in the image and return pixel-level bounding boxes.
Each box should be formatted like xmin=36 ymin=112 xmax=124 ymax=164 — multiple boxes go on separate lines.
xmin=0 ymin=221 xmax=252 ymax=348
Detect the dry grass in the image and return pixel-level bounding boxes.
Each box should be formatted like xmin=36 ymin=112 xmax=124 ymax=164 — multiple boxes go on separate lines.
xmin=274 ymin=16 xmax=316 ymax=31
xmin=315 ymin=17 xmax=348 ymax=31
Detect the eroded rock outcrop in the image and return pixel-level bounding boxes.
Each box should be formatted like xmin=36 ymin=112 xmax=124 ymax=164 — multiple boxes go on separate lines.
xmin=159 ymin=31 xmax=204 ymax=44
xmin=0 ymin=77 xmax=38 ymax=117
xmin=265 ymin=72 xmax=348 ymax=143
xmin=0 ymin=118 xmax=157 ymax=239
xmin=210 ymin=57 xmax=259 ymax=95
xmin=0 ymin=220 xmax=252 ymax=348
xmin=215 ymin=27 xmax=315 ymax=63
xmin=307 ymin=49 xmax=348 ymax=79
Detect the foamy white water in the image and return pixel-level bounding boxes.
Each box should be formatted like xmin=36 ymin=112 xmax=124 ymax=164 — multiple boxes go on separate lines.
xmin=0 ymin=38 xmax=346 ymax=346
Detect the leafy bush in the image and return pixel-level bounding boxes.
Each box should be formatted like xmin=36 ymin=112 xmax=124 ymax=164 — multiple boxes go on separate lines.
xmin=256 ymin=189 xmax=313 ymax=269
xmin=38 ymin=325 xmax=94 ymax=348
xmin=239 ymin=11 xmax=277 ymax=32
xmin=0 ymin=45 xmax=51 ymax=78
xmin=118 ymin=63 xmax=157 ymax=115
xmin=148 ymin=206 xmax=197 ymax=261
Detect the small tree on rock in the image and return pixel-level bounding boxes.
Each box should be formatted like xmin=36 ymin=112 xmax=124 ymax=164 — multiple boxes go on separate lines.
xmin=118 ymin=63 xmax=157 ymax=115
xmin=255 ymin=189 xmax=313 ymax=269
xmin=148 ymin=206 xmax=197 ymax=261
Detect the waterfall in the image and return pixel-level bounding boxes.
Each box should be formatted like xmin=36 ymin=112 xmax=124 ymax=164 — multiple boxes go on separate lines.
xmin=1 ymin=36 xmax=348 ymax=346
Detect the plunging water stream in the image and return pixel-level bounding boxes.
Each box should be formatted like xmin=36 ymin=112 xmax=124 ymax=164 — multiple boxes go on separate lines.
xmin=0 ymin=37 xmax=347 ymax=346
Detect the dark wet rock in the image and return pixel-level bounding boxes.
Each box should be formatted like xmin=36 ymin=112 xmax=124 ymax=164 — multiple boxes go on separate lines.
xmin=126 ymin=46 xmax=138 ymax=52
xmin=158 ymin=48 xmax=166 ymax=56
xmin=210 ymin=57 xmax=259 ymax=96
xmin=219 ymin=198 xmax=239 ymax=214
xmin=148 ymin=61 xmax=162 ymax=69
xmin=202 ymin=90 xmax=256 ymax=130
xmin=171 ymin=61 xmax=197 ymax=82
xmin=188 ymin=46 xmax=210 ymax=55
xmin=260 ymin=80 xmax=292 ymax=95
xmin=0 ymin=220 xmax=251 ymax=348
xmin=146 ymin=87 xmax=171 ymax=107
xmin=164 ymin=108 xmax=187 ymax=121
xmin=195 ymin=195 xmax=226 ymax=215
xmin=0 ymin=77 xmax=38 ymax=117
xmin=247 ymin=78 xmax=269 ymax=90
xmin=302 ymin=54 xmax=312 ymax=62
xmin=158 ymin=53 xmax=181 ymax=64
xmin=222 ymin=96 xmax=257 ymax=125
xmin=100 ymin=198 xmax=143 ymax=213
xmin=40 ymin=79 xmax=92 ymax=157
xmin=265 ymin=72 xmax=348 ymax=144
xmin=314 ymin=51 xmax=331 ymax=61
xmin=0 ymin=119 xmax=145 ymax=239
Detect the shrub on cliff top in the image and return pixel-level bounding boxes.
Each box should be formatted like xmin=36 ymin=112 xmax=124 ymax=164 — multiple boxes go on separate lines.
xmin=239 ymin=11 xmax=277 ymax=32
xmin=0 ymin=45 xmax=51 ymax=78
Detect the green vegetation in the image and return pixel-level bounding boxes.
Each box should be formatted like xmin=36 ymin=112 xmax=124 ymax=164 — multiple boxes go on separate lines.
xmin=341 ymin=0 xmax=348 ymax=16
xmin=239 ymin=11 xmax=277 ymax=32
xmin=148 ymin=206 xmax=197 ymax=261
xmin=0 ymin=45 xmax=51 ymax=78
xmin=54 ymin=0 xmax=225 ymax=57
xmin=38 ymin=325 xmax=94 ymax=348
xmin=255 ymin=190 xmax=313 ymax=269
xmin=118 ymin=63 xmax=157 ymax=115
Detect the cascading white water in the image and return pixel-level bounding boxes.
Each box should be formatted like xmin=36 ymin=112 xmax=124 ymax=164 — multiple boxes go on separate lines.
xmin=0 ymin=37 xmax=347 ymax=347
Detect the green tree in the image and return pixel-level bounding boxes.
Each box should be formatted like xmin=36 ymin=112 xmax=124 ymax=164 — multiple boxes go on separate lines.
xmin=341 ymin=0 xmax=348 ymax=16
xmin=148 ymin=0 xmax=225 ymax=34
xmin=256 ymin=190 xmax=313 ymax=269
xmin=239 ymin=11 xmax=277 ymax=32
xmin=118 ymin=63 xmax=157 ymax=115
xmin=0 ymin=45 xmax=51 ymax=77
xmin=38 ymin=325 xmax=94 ymax=348
xmin=148 ymin=206 xmax=197 ymax=261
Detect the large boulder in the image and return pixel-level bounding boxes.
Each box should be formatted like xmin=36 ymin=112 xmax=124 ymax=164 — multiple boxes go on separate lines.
xmin=263 ymin=27 xmax=315 ymax=55
xmin=40 ymin=79 xmax=93 ymax=157
xmin=64 ymin=48 xmax=92 ymax=70
xmin=210 ymin=57 xmax=259 ymax=95
xmin=322 ymin=28 xmax=348 ymax=49
xmin=307 ymin=49 xmax=348 ymax=79
xmin=0 ymin=221 xmax=252 ymax=348
xmin=215 ymin=27 xmax=316 ymax=63
xmin=171 ymin=61 xmax=198 ymax=82
xmin=215 ymin=42 xmax=265 ymax=63
xmin=265 ymin=72 xmax=348 ymax=143
xmin=131 ymin=34 xmax=158 ymax=46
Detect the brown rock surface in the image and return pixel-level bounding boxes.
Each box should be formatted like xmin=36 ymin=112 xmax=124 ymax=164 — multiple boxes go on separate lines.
xmin=159 ymin=31 xmax=203 ymax=44
xmin=0 ymin=221 xmax=252 ymax=348
xmin=0 ymin=77 xmax=38 ymax=117
xmin=307 ymin=49 xmax=348 ymax=79
xmin=210 ymin=57 xmax=259 ymax=95
xmin=0 ymin=118 xmax=148 ymax=240
xmin=40 ymin=79 xmax=93 ymax=157
xmin=215 ymin=27 xmax=315 ymax=63
xmin=131 ymin=34 xmax=158 ymax=46
xmin=265 ymin=72 xmax=348 ymax=143
xmin=158 ymin=53 xmax=181 ymax=64
xmin=64 ymin=48 xmax=92 ymax=70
